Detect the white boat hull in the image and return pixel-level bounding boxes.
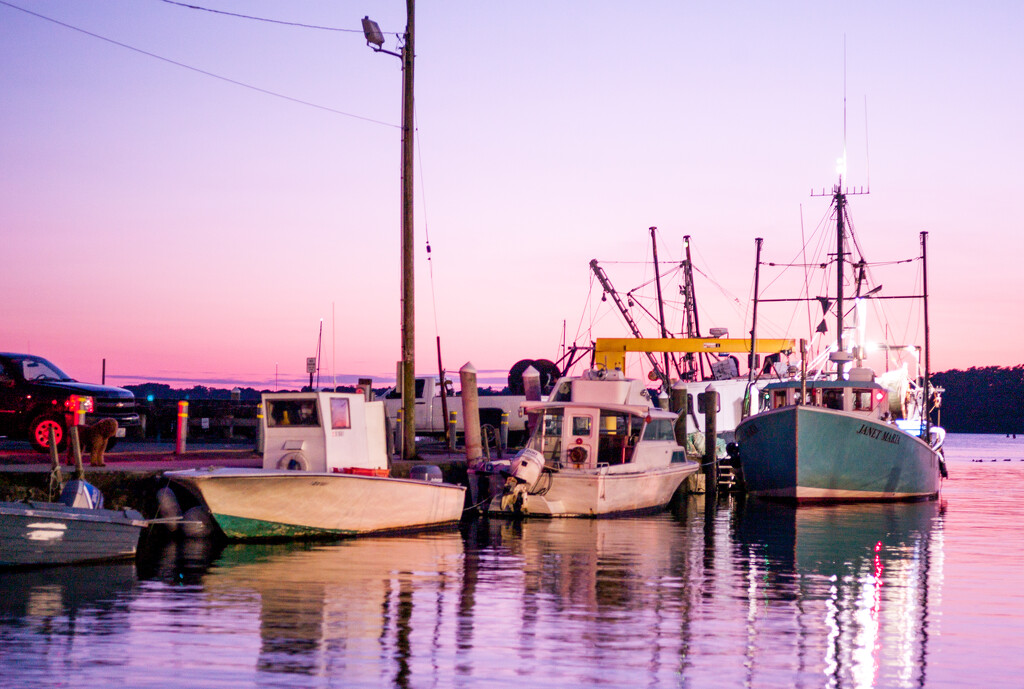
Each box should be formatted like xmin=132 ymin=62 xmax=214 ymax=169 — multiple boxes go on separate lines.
xmin=485 ymin=464 xmax=698 ymax=518
xmin=167 ymin=468 xmax=466 ymax=539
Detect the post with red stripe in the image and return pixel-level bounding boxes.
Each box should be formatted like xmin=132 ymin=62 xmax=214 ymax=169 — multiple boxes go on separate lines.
xmin=176 ymin=400 xmax=189 ymax=455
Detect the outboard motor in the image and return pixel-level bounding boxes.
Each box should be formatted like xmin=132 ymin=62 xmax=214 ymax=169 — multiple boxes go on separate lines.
xmin=60 ymin=479 xmax=104 ymax=509
xmin=930 ymin=427 xmax=949 ymax=478
xmin=500 ymin=448 xmax=546 ymax=513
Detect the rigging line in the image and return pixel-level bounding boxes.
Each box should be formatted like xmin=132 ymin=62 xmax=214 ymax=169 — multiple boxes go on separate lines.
xmin=157 ymin=0 xmax=361 ymax=32
xmin=0 ymin=0 xmax=397 ymax=129
xmin=414 ymin=104 xmax=441 ymax=339
xmin=625 ymin=264 xmax=684 ymax=297
xmin=800 ymin=203 xmax=813 ymax=338
xmin=576 ymin=272 xmax=597 ymax=348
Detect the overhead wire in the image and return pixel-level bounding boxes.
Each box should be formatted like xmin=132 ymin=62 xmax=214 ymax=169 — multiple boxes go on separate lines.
xmin=0 ymin=0 xmax=397 ymax=128
xmin=157 ymin=0 xmax=362 ymax=32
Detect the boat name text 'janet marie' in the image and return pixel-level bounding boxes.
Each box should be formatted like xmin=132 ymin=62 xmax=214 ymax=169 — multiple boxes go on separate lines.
xmin=856 ymin=424 xmax=901 ymax=445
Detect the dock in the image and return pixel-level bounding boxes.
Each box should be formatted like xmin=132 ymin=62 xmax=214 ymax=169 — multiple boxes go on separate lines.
xmin=0 ymin=440 xmax=472 ymax=518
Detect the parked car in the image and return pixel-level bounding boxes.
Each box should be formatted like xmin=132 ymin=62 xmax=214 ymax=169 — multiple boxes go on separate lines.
xmin=0 ymin=352 xmax=140 ymax=452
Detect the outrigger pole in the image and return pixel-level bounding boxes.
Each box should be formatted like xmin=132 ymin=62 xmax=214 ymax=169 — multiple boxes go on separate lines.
xmin=744 ymin=237 xmax=764 ymax=419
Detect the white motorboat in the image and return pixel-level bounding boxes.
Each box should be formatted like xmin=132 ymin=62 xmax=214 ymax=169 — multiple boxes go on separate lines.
xmin=475 ymin=369 xmax=699 ymax=517
xmin=167 ymin=391 xmax=466 ymax=539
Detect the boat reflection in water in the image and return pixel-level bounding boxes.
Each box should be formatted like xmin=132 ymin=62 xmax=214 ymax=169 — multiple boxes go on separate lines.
xmin=199 ymin=532 xmax=466 ymax=682
xmin=731 ymin=497 xmax=945 ymax=688
xmin=0 ymin=493 xmax=951 ymax=687
xmin=0 ymin=561 xmax=137 ymax=622
xmin=195 ymin=516 xmax=705 ymax=688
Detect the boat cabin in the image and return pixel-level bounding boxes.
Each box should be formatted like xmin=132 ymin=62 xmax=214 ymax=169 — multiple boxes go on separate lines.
xmin=758 ymin=379 xmax=890 ymax=421
xmin=522 ymin=401 xmax=684 ymax=471
xmin=261 ymin=391 xmax=389 ymax=474
xmin=547 ymin=368 xmax=655 ymax=407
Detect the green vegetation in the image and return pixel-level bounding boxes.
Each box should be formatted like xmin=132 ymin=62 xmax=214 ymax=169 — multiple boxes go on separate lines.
xmin=931 ymin=366 xmax=1024 ymax=434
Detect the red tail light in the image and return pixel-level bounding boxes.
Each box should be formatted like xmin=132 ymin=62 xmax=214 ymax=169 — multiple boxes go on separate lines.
xmin=65 ymin=395 xmax=95 ymax=413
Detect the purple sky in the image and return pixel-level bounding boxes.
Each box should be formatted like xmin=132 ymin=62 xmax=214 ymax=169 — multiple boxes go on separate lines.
xmin=2 ymin=1 xmax=1021 ymax=389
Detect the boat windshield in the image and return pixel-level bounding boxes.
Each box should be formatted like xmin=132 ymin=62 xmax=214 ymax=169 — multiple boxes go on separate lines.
xmin=527 ymin=407 xmax=649 ymax=466
xmin=527 ymin=410 xmax=563 ymax=460
xmin=267 ymin=399 xmax=321 ymax=427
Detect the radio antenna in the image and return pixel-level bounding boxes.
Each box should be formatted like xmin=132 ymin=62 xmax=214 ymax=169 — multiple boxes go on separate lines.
xmin=842 ymin=35 xmax=847 ymax=182
xmin=864 ymin=95 xmax=871 ymax=192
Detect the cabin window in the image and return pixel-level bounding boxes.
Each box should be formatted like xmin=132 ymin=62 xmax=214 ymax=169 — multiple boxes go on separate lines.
xmin=527 ymin=410 xmax=564 ymax=462
xmin=329 ymin=398 xmax=351 ymax=429
xmin=596 ymin=411 xmax=641 ymax=465
xmin=600 ymin=412 xmax=627 ymax=436
xmin=571 ymin=416 xmax=592 ymax=436
xmin=772 ymin=390 xmax=789 ymax=409
xmin=542 ymin=413 xmax=563 ymax=437
xmin=551 ymin=382 xmax=573 ymax=402
xmin=822 ymin=389 xmax=844 ymax=410
xmin=267 ymin=399 xmax=320 ymax=427
xmin=852 ymin=389 xmax=874 ymax=412
xmin=642 ymin=418 xmax=676 ymax=441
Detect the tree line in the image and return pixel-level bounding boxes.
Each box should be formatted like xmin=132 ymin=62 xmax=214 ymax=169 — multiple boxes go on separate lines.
xmin=931 ymin=366 xmax=1024 ymax=434
xmin=125 ymin=365 xmax=1024 ymax=434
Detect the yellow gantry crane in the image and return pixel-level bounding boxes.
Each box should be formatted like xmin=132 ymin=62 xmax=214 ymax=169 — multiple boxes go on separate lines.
xmin=593 ymin=337 xmax=796 ymax=375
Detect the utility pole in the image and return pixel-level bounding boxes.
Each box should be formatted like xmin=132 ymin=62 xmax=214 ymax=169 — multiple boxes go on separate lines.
xmin=364 ymin=2 xmax=416 ymax=459
xmin=400 ymin=0 xmax=416 ymax=460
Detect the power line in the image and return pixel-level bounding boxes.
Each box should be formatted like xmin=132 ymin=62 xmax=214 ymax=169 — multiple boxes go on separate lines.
xmin=158 ymin=0 xmax=362 ymax=33
xmin=0 ymin=0 xmax=397 ymax=129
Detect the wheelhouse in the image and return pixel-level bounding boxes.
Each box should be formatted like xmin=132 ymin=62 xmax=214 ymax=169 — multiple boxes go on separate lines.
xmin=759 ymin=380 xmax=889 ymax=419
xmin=523 ymin=403 xmax=680 ymax=470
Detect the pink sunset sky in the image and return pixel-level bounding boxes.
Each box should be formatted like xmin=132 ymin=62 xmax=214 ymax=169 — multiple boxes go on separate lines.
xmin=2 ymin=1 xmax=1021 ymax=390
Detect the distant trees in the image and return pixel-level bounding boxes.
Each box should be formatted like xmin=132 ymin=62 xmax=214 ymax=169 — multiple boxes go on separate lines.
xmin=931 ymin=366 xmax=1024 ymax=434
xmin=122 ymin=366 xmax=1024 ymax=434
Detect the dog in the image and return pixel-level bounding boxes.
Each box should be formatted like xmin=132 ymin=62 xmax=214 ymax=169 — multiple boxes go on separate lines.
xmin=67 ymin=418 xmax=119 ymax=467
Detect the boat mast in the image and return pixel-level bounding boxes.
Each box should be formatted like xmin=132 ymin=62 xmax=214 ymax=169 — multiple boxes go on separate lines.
xmin=835 ymin=183 xmax=846 ymax=358
xmin=921 ymin=230 xmax=931 ymax=441
xmin=650 ymin=227 xmax=671 ymax=382
xmin=744 ymin=237 xmax=763 ymax=418
xmin=681 ymin=235 xmax=703 ymax=380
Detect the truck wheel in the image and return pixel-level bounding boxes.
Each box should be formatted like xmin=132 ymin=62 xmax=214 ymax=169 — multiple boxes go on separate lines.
xmin=29 ymin=414 xmax=68 ymax=453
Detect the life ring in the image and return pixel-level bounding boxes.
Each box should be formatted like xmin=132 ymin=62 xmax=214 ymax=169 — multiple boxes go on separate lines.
xmin=277 ymin=452 xmax=308 ymax=471
xmin=568 ymin=446 xmax=588 ymax=465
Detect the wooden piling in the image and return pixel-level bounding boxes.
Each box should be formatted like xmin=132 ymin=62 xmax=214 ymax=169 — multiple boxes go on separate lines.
xmin=460 ymin=362 xmax=482 ymax=463
xmin=703 ymin=384 xmax=718 ymax=495
xmin=671 ymin=380 xmax=688 ymax=446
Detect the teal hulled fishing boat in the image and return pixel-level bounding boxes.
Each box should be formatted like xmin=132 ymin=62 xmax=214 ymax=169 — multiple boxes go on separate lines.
xmin=734 ymin=180 xmax=945 ymax=502
xmin=736 ymin=379 xmax=943 ymax=501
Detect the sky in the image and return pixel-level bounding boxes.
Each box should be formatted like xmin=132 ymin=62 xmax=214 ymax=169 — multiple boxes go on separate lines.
xmin=1 ymin=1 xmax=1021 ymax=390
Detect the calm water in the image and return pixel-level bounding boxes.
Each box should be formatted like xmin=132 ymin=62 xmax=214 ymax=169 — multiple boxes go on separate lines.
xmin=1 ymin=434 xmax=1022 ymax=688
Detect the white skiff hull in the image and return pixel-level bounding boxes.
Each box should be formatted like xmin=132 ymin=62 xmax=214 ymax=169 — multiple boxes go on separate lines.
xmin=167 ymin=468 xmax=466 ymax=539
xmin=484 ymin=463 xmax=698 ymax=518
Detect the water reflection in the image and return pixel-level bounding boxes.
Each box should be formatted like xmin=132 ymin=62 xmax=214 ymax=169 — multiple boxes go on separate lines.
xmin=0 ymin=494 xmax=949 ymax=689
xmin=454 ymin=515 xmax=706 ymax=687
xmin=200 ymin=532 xmax=465 ymax=687
xmin=731 ymin=497 xmax=945 ymax=689
xmin=0 ymin=561 xmax=137 ymax=622
xmin=0 ymin=561 xmax=138 ymax=686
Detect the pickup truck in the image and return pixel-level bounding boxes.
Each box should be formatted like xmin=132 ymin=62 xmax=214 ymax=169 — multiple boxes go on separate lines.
xmin=0 ymin=352 xmax=141 ymax=452
xmin=381 ymin=377 xmax=528 ymax=444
